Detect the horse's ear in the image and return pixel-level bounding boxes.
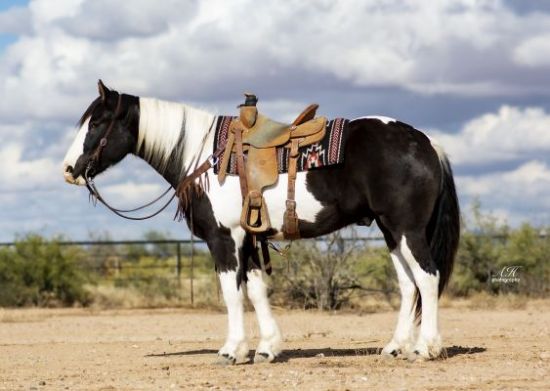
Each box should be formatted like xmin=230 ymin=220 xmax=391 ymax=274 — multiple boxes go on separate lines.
xmin=98 ymin=79 xmax=108 ymax=103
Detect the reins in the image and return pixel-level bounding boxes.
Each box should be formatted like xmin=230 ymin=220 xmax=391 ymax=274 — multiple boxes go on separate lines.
xmin=84 ymin=96 xmax=222 ymax=221
xmin=85 ymin=176 xmax=177 ymax=221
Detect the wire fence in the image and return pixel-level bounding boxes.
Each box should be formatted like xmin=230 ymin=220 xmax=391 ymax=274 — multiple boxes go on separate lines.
xmin=1 ymin=231 xmax=548 ymax=307
xmin=0 ymin=237 xmax=386 ymax=306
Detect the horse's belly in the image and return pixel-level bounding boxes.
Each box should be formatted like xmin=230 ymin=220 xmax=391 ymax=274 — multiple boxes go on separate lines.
xmin=208 ymin=173 xmax=323 ymax=235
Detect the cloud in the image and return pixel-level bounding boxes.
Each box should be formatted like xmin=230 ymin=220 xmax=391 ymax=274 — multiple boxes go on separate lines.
xmin=102 ymin=181 xmax=171 ymax=205
xmin=1 ymin=0 xmax=550 ymax=124
xmin=58 ymin=0 xmax=196 ymax=41
xmin=457 ymin=160 xmax=550 ymax=225
xmin=0 ymin=142 xmax=58 ymax=191
xmin=431 ymin=105 xmax=550 ymax=166
xmin=0 ymin=5 xmax=32 ymax=35
xmin=2 ymin=0 xmax=550 ymax=240
xmin=513 ymin=33 xmax=550 ymax=67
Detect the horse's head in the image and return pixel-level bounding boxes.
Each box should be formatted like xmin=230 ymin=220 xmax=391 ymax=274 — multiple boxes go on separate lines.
xmin=63 ymin=80 xmax=139 ymax=185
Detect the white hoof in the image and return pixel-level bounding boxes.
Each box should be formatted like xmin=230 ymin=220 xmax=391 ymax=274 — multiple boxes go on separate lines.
xmin=254 ymin=351 xmax=276 ymax=363
xmin=410 ymin=335 xmax=443 ymax=360
xmin=381 ymin=338 xmax=414 ymax=358
xmin=253 ymin=329 xmax=282 ymax=364
xmin=217 ymin=341 xmax=249 ymax=365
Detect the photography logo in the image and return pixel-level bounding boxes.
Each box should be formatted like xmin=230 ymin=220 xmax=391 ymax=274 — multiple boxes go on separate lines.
xmin=491 ymin=266 xmax=521 ymax=284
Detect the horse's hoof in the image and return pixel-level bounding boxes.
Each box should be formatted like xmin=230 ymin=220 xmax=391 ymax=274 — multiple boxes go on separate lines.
xmin=254 ymin=351 xmax=275 ymax=364
xmin=406 ymin=350 xmax=429 ymax=362
xmin=215 ymin=353 xmax=236 ymax=366
xmin=381 ymin=349 xmax=400 ymax=359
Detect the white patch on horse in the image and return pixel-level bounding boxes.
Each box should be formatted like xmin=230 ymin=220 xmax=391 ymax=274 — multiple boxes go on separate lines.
xmin=400 ymin=236 xmax=442 ymax=359
xmin=426 ymin=135 xmax=446 ymax=161
xmin=246 ymin=269 xmax=282 ymax=362
xmin=63 ymin=118 xmax=88 ymax=185
xmin=201 ymin=126 xmax=324 ymax=234
xmin=218 ymin=268 xmax=249 ymax=364
xmin=137 ymin=98 xmax=215 ymax=175
xmin=382 ymin=248 xmax=417 ymax=357
xmin=351 ymin=115 xmax=397 ymax=125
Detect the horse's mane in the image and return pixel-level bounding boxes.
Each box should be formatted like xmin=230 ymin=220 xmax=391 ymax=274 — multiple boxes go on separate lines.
xmin=77 ymin=97 xmax=101 ymax=128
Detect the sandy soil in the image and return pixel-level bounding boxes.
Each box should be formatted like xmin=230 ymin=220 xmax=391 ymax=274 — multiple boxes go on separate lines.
xmin=0 ymin=305 xmax=548 ymax=390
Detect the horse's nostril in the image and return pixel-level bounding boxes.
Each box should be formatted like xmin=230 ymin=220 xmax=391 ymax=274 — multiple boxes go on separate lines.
xmin=66 ymin=165 xmax=74 ymax=173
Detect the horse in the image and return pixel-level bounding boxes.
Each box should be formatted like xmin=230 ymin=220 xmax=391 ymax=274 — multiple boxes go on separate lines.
xmin=63 ymin=81 xmax=460 ymax=364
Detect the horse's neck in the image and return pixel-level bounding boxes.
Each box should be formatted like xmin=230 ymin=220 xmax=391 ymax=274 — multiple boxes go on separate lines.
xmin=136 ymin=97 xmax=216 ymax=187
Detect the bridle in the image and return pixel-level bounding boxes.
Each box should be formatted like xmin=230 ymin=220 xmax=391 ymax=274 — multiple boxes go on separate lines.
xmin=83 ymin=93 xmax=223 ymax=221
xmin=84 ymin=94 xmax=177 ymax=220
xmin=85 ymin=94 xmax=123 ymax=179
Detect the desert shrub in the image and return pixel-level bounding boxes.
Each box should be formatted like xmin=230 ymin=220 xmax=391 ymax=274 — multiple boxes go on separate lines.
xmin=0 ymin=235 xmax=90 ymax=307
xmin=499 ymin=224 xmax=550 ymax=295
xmin=354 ymin=246 xmax=397 ymax=302
xmin=112 ymin=256 xmax=182 ymax=300
xmin=450 ymin=203 xmax=549 ymax=297
xmin=270 ymin=231 xmax=368 ymax=310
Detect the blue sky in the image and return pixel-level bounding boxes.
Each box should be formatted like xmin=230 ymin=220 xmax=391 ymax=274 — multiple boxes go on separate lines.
xmin=1 ymin=0 xmax=550 ymax=241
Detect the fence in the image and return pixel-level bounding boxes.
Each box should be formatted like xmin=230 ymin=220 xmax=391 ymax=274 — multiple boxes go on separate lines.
xmin=0 ymin=236 xmax=386 ymax=306
xmin=1 ymin=230 xmax=549 ymax=308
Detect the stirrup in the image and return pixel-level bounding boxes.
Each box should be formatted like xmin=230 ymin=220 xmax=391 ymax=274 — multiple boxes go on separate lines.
xmin=240 ymin=190 xmax=271 ymax=233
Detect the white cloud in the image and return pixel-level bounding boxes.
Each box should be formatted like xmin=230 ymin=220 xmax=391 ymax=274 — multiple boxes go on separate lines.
xmin=432 ymin=105 xmax=550 ymax=165
xmin=1 ymin=0 xmax=550 ymax=124
xmin=459 ymin=160 xmax=550 ymax=197
xmin=103 ymin=181 xmax=169 ymax=205
xmin=0 ymin=5 xmax=32 ymax=35
xmin=0 ymin=142 xmax=58 ymax=190
xmin=58 ymin=0 xmax=194 ymax=41
xmin=457 ymin=160 xmax=550 ymax=225
xmin=3 ymin=0 xmax=550 ymax=239
xmin=29 ymin=0 xmax=84 ymax=25
xmin=513 ymin=33 xmax=550 ymax=67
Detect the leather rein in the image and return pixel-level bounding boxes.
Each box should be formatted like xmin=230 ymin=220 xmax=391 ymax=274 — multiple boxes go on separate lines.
xmin=84 ymin=94 xmax=223 ymax=221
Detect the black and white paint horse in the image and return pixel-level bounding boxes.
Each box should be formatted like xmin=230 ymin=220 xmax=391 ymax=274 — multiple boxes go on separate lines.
xmin=63 ymin=82 xmax=459 ymax=364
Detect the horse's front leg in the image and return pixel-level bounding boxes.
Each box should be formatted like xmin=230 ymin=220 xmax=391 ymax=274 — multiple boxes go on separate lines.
xmin=215 ymin=229 xmax=249 ymax=365
xmin=246 ymin=268 xmax=282 ymax=363
xmin=217 ymin=269 xmax=249 ymax=365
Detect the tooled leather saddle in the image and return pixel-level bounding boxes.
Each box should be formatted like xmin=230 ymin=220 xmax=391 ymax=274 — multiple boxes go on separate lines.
xmin=217 ymin=94 xmax=327 ymax=240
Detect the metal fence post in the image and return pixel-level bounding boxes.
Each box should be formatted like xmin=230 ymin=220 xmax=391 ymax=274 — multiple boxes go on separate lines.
xmin=176 ymin=242 xmax=181 ymax=286
xmin=190 ymin=238 xmax=195 ymax=306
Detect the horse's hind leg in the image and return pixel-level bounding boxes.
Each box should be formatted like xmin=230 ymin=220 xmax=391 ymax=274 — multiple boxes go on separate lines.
xmin=382 ymin=249 xmax=417 ymax=358
xmin=399 ymin=232 xmax=442 ymax=360
xmin=246 ymin=269 xmax=282 ymax=363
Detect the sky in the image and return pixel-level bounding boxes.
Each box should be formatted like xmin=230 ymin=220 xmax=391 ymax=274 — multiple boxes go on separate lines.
xmin=1 ymin=0 xmax=550 ymax=242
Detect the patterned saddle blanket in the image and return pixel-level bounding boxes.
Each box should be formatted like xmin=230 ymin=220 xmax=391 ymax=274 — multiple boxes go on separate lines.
xmin=213 ymin=116 xmax=349 ymax=175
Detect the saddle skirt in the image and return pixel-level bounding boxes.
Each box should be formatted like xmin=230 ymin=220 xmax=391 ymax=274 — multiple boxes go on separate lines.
xmin=213 ymin=116 xmax=349 ymax=175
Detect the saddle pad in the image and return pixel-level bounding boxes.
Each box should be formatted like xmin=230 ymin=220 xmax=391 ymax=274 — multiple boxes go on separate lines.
xmin=213 ymin=116 xmax=349 ymax=175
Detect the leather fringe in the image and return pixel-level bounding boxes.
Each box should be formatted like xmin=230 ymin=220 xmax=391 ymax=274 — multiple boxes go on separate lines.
xmin=174 ymin=175 xmax=208 ymax=222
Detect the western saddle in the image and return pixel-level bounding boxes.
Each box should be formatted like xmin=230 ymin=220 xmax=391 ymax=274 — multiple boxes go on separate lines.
xmin=218 ymin=93 xmax=327 ymax=240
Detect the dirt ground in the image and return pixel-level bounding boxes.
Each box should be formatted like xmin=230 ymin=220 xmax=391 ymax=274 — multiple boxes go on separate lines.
xmin=0 ymin=303 xmax=549 ymax=391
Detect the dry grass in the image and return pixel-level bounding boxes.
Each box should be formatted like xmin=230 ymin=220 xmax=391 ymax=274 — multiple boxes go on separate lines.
xmin=85 ymin=278 xmax=222 ymax=310
xmin=83 ymin=281 xmax=547 ymax=314
xmin=439 ymin=291 xmax=542 ymax=311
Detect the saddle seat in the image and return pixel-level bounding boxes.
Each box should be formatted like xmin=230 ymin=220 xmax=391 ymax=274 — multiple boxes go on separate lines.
xmin=218 ymin=94 xmax=327 ymax=240
xmin=240 ymin=104 xmax=323 ymax=148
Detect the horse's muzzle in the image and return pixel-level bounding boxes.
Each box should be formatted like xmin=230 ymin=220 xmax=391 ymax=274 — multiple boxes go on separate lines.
xmin=63 ymin=164 xmax=86 ymax=186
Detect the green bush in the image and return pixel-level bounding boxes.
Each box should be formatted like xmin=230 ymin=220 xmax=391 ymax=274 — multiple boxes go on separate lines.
xmin=449 ymin=203 xmax=549 ymax=297
xmin=0 ymin=235 xmax=90 ymax=307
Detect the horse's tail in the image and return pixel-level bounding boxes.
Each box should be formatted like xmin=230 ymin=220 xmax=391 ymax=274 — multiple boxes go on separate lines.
xmin=414 ymin=140 xmax=461 ymax=321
